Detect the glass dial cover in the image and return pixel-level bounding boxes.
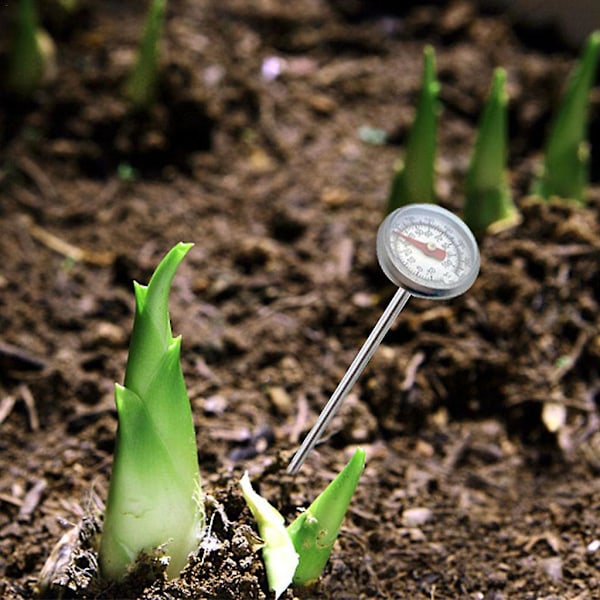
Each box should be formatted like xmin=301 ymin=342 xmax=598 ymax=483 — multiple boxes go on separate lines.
xmin=376 ymin=204 xmax=480 ymax=299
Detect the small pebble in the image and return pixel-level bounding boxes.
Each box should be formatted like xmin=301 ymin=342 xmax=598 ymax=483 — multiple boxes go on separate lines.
xmin=268 ymin=386 xmax=292 ymax=415
xmin=261 ymin=56 xmax=284 ymax=81
xmin=352 ymin=292 xmax=376 ymax=308
xmin=587 ymin=539 xmax=600 ymax=553
xmin=96 ymin=321 xmax=126 ymax=346
xmin=402 ymin=507 xmax=432 ymax=528
xmin=408 ymin=528 xmax=426 ymax=542
xmin=203 ymin=395 xmax=228 ymax=415
xmin=358 ymin=125 xmax=387 ymax=145
xmin=541 ymin=556 xmax=563 ymax=582
xmin=321 ymin=186 xmax=350 ymax=207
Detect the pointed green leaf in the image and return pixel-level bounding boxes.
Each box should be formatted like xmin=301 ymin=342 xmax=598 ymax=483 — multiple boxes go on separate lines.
xmin=287 ymin=448 xmax=366 ymax=586
xmin=124 ymin=242 xmax=192 ymax=398
xmin=240 ymin=472 xmax=298 ymax=599
xmin=464 ymin=68 xmax=520 ymax=236
xmin=532 ymin=31 xmax=600 ymax=202
xmin=387 ymin=46 xmax=439 ymax=212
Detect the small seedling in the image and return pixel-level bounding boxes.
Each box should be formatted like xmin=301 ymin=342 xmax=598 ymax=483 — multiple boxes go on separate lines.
xmin=6 ymin=0 xmax=56 ymax=97
xmin=241 ymin=449 xmax=366 ymax=597
xmin=387 ymin=45 xmax=439 ymax=213
xmin=463 ymin=68 xmax=520 ymax=236
xmin=124 ymin=0 xmax=167 ymax=110
xmin=99 ymin=243 xmax=204 ymax=580
xmin=532 ymin=30 xmax=600 ymax=203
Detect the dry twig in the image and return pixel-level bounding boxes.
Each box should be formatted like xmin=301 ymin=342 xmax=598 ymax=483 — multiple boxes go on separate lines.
xmin=19 ymin=384 xmax=40 ymax=432
xmin=18 ymin=478 xmax=48 ymax=522
xmin=18 ymin=214 xmax=115 ymax=266
xmin=0 ymin=395 xmax=17 ymax=426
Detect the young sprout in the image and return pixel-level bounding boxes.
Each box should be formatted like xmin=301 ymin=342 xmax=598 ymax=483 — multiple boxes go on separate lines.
xmin=532 ymin=30 xmax=600 ymax=203
xmin=240 ymin=449 xmax=365 ymax=596
xmin=99 ymin=243 xmax=204 ymax=580
xmin=6 ymin=0 xmax=57 ymax=97
xmin=287 ymin=448 xmax=365 ymax=586
xmin=387 ymin=46 xmax=439 ymax=213
xmin=240 ymin=473 xmax=299 ymax=599
xmin=124 ymin=0 xmax=167 ymax=110
xmin=463 ymin=68 xmax=520 ymax=237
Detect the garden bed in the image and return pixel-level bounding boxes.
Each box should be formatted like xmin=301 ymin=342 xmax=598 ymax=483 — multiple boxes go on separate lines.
xmin=1 ymin=1 xmax=599 ymax=597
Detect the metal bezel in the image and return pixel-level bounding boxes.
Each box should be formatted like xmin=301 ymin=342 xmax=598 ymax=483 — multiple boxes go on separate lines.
xmin=376 ymin=204 xmax=480 ymax=299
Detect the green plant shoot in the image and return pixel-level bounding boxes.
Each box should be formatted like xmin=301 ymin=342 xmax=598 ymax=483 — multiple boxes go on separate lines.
xmin=463 ymin=68 xmax=520 ymax=237
xmin=287 ymin=448 xmax=365 ymax=586
xmin=6 ymin=0 xmax=56 ymax=97
xmin=387 ymin=46 xmax=439 ymax=213
xmin=240 ymin=449 xmax=365 ymax=595
xmin=240 ymin=473 xmax=299 ymax=599
xmin=532 ymin=30 xmax=600 ymax=203
xmin=99 ymin=243 xmax=204 ymax=580
xmin=124 ymin=0 xmax=167 ymax=109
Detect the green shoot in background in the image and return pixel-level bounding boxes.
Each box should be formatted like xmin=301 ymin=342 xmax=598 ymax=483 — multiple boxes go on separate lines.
xmin=240 ymin=448 xmax=365 ymax=597
xmin=6 ymin=0 xmax=56 ymax=97
xmin=532 ymin=30 xmax=600 ymax=203
xmin=57 ymin=0 xmax=80 ymax=13
xmin=99 ymin=243 xmax=204 ymax=580
xmin=463 ymin=68 xmax=520 ymax=237
xmin=387 ymin=46 xmax=439 ymax=213
xmin=124 ymin=0 xmax=167 ymax=109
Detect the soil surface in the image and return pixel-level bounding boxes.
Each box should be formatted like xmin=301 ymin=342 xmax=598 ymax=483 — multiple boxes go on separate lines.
xmin=1 ymin=1 xmax=600 ymax=598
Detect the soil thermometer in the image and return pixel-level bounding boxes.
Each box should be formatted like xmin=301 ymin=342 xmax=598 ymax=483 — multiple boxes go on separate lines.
xmin=287 ymin=204 xmax=480 ymax=474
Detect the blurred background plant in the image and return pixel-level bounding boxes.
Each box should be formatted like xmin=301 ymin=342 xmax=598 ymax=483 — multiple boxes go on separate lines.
xmin=6 ymin=0 xmax=57 ymax=97
xmin=386 ymin=46 xmax=439 ymax=213
xmin=531 ymin=31 xmax=600 ymax=203
xmin=124 ymin=0 xmax=167 ymax=110
xmin=463 ymin=68 xmax=520 ymax=237
xmin=385 ymin=30 xmax=599 ymax=236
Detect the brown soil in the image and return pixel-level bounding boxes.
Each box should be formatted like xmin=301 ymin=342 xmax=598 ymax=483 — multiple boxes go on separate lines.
xmin=1 ymin=1 xmax=600 ymax=598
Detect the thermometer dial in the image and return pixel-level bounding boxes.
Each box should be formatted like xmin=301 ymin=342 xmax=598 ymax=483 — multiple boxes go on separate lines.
xmin=377 ymin=204 xmax=480 ymax=299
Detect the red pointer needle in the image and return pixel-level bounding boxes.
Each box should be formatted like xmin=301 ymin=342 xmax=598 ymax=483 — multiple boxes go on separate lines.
xmin=395 ymin=232 xmax=446 ymax=261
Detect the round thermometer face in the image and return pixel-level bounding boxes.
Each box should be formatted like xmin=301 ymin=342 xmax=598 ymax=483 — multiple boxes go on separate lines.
xmin=376 ymin=204 xmax=480 ymax=299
